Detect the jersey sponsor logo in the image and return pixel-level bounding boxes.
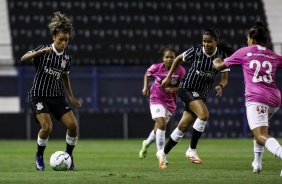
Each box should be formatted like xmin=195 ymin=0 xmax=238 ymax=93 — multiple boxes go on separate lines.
xmin=196 ymin=70 xmax=215 ymax=78
xmin=44 ymin=66 xmax=62 ymax=79
xmin=36 ymin=102 xmax=44 ymax=110
xmin=247 ymin=52 xmax=275 ymax=59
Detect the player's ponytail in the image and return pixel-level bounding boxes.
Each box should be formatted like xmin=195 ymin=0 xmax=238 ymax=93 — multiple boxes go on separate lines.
xmin=248 ymin=20 xmax=269 ymax=46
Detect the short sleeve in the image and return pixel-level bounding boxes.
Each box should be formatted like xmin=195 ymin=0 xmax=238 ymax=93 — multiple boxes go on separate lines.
xmin=182 ymin=47 xmax=195 ymax=62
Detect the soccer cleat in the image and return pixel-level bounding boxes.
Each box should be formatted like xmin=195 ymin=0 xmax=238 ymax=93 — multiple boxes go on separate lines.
xmin=156 ymin=149 xmax=168 ymax=169
xmin=139 ymin=140 xmax=148 ymax=159
xmin=252 ymin=162 xmax=262 ymax=174
xmin=69 ymin=156 xmax=76 ymax=171
xmin=186 ymin=148 xmax=202 ymax=164
xmin=35 ymin=154 xmax=45 ymax=171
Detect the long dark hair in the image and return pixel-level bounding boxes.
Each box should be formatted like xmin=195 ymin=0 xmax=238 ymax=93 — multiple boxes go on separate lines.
xmin=248 ymin=20 xmax=269 ymax=46
xmin=203 ymin=28 xmax=234 ymax=56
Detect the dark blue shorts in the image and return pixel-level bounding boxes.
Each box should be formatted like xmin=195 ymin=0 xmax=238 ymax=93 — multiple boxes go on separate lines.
xmin=29 ymin=96 xmax=72 ymax=122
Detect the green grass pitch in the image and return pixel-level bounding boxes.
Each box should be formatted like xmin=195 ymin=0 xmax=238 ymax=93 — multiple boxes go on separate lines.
xmin=0 ymin=139 xmax=281 ymax=184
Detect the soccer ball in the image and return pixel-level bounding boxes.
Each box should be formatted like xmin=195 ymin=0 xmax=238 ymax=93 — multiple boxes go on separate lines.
xmin=50 ymin=151 xmax=71 ymax=171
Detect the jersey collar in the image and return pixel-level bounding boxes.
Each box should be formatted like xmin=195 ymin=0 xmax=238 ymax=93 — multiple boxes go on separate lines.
xmin=51 ymin=43 xmax=64 ymax=55
xmin=202 ymin=47 xmax=217 ymax=57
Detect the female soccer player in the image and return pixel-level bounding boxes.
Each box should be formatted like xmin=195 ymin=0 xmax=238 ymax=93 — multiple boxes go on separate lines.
xmin=21 ymin=12 xmax=81 ymax=171
xmin=157 ymin=28 xmax=233 ymax=169
xmin=213 ymin=20 xmax=282 ymax=175
xmin=139 ymin=47 xmax=185 ymax=160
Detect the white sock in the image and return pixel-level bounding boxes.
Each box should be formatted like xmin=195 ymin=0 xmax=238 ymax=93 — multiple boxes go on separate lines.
xmin=193 ymin=118 xmax=207 ymax=132
xmin=253 ymin=140 xmax=264 ymax=164
xmin=265 ymin=137 xmax=282 ymax=158
xmin=37 ymin=134 xmax=48 ymax=146
xmin=66 ymin=134 xmax=78 ymax=146
xmin=171 ymin=127 xmax=185 ymax=142
xmin=145 ymin=130 xmax=156 ymax=146
xmin=156 ymin=129 xmax=166 ymax=151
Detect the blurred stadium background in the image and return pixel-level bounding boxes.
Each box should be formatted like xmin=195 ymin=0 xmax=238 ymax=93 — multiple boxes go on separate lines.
xmin=1 ymin=0 xmax=282 ymax=139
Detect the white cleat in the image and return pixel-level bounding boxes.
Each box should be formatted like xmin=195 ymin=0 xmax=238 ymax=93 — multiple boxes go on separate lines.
xmin=252 ymin=162 xmax=262 ymax=174
xmin=186 ymin=148 xmax=202 ymax=164
xmin=156 ymin=149 xmax=168 ymax=169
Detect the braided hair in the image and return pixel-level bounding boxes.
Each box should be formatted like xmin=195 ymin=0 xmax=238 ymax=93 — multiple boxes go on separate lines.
xmin=48 ymin=12 xmax=74 ymax=38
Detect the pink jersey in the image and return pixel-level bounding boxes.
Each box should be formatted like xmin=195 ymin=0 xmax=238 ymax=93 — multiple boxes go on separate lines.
xmin=224 ymin=45 xmax=282 ymax=107
xmin=146 ymin=62 xmax=186 ymax=113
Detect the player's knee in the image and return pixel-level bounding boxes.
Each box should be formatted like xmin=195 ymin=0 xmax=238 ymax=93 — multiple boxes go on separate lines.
xmin=67 ymin=122 xmax=78 ymax=132
xmin=178 ymin=123 xmax=189 ymax=132
xmin=254 ymin=135 xmax=265 ymax=146
xmin=41 ymin=126 xmax=52 ymax=134
xmin=197 ymin=113 xmax=209 ymax=121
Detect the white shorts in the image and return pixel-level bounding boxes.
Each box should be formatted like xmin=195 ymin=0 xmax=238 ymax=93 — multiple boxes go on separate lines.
xmin=150 ymin=104 xmax=172 ymax=123
xmin=246 ymin=102 xmax=279 ymax=130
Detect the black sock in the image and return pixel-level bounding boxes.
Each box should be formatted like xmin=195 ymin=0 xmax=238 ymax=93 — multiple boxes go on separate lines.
xmin=190 ymin=128 xmax=202 ymax=149
xmin=163 ymin=137 xmax=178 ymax=154
xmin=66 ymin=143 xmax=75 ymax=156
xmin=36 ymin=144 xmax=46 ymax=155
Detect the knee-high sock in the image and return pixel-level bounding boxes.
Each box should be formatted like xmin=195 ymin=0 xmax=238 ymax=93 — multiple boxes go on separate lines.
xmin=164 ymin=128 xmax=185 ymax=154
xmin=190 ymin=118 xmax=207 ymax=149
xmin=66 ymin=134 xmax=78 ymax=156
xmin=156 ymin=129 xmax=166 ymax=151
xmin=145 ymin=130 xmax=156 ymax=146
xmin=37 ymin=134 xmax=48 ymax=155
xmin=265 ymin=137 xmax=282 ymax=158
xmin=253 ymin=140 xmax=264 ymax=164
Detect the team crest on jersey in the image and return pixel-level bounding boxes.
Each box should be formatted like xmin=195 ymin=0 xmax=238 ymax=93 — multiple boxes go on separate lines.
xmin=196 ymin=51 xmax=202 ymax=57
xmin=256 ymin=105 xmax=268 ymax=122
xmin=170 ymin=77 xmax=177 ymax=85
xmin=36 ymin=102 xmax=43 ymax=110
xmin=192 ymin=91 xmax=199 ymax=97
xmin=64 ymin=55 xmax=70 ymax=60
xmin=156 ymin=77 xmax=161 ymax=83
xmin=61 ymin=60 xmax=67 ymax=69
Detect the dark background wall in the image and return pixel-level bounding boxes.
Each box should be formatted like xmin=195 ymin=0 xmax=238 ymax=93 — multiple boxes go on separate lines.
xmin=8 ymin=0 xmax=268 ymax=65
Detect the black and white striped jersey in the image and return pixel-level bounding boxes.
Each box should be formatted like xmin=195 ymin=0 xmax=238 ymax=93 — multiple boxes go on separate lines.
xmin=28 ymin=43 xmax=71 ymax=98
xmin=179 ymin=46 xmax=229 ymax=99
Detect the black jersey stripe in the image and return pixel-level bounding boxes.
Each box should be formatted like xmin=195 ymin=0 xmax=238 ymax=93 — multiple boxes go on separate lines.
xmin=180 ymin=46 xmax=228 ymax=99
xmin=28 ymin=44 xmax=71 ymax=98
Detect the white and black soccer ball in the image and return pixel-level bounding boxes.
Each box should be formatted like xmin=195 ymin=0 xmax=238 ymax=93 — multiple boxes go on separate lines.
xmin=50 ymin=151 xmax=71 ymax=171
